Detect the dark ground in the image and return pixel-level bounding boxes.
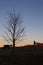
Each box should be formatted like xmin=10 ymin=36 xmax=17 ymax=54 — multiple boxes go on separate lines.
xmin=0 ymin=46 xmax=43 ymax=65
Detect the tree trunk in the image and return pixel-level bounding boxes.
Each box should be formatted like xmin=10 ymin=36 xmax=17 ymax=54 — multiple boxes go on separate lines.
xmin=12 ymin=38 xmax=15 ymax=64
xmin=13 ymin=38 xmax=15 ymax=48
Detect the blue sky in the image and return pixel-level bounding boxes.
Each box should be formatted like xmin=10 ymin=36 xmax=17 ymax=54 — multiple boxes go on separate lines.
xmin=0 ymin=0 xmax=43 ymax=46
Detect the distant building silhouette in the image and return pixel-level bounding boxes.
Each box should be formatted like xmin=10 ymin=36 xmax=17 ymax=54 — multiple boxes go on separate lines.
xmin=34 ymin=41 xmax=43 ymax=46
xmin=3 ymin=45 xmax=12 ymax=49
xmin=34 ymin=41 xmax=36 ymax=46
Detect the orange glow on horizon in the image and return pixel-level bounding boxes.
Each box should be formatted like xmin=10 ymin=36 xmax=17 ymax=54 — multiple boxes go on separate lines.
xmin=0 ymin=41 xmax=33 ymax=47
xmin=0 ymin=39 xmax=33 ymax=47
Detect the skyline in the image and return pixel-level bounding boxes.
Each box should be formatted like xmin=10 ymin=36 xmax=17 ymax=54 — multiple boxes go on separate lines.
xmin=0 ymin=0 xmax=43 ymax=46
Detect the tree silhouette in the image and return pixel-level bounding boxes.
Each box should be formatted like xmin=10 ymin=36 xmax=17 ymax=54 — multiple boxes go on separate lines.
xmin=3 ymin=11 xmax=24 ymax=48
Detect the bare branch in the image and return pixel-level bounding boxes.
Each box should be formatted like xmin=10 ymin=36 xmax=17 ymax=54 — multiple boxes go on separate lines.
xmin=3 ymin=32 xmax=13 ymax=42
xmin=4 ymin=25 xmax=13 ymax=35
xmin=1 ymin=34 xmax=12 ymax=44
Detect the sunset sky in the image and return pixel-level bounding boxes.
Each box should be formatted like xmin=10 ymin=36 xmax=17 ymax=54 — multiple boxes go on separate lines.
xmin=0 ymin=0 xmax=43 ymax=47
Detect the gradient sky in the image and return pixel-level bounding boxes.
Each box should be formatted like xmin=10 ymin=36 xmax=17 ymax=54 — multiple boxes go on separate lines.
xmin=0 ymin=0 xmax=43 ymax=46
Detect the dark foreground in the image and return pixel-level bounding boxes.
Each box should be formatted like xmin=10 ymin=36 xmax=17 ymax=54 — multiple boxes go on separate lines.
xmin=0 ymin=46 xmax=43 ymax=65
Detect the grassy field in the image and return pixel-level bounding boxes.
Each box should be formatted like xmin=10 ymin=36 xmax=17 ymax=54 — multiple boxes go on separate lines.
xmin=0 ymin=46 xmax=43 ymax=65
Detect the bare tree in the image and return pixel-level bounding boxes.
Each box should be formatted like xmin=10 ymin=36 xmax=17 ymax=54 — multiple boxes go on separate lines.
xmin=3 ymin=11 xmax=24 ymax=48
